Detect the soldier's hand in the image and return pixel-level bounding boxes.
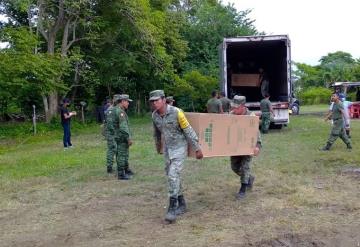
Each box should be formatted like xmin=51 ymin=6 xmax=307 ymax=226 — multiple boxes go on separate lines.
xmin=195 ymin=149 xmax=203 ymax=159
xmin=128 ymin=139 xmax=133 ymax=146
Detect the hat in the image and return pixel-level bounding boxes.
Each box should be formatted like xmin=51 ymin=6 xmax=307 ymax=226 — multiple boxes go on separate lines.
xmin=63 ymin=98 xmax=70 ymax=104
xmin=113 ymin=94 xmax=122 ymax=101
xmin=166 ymin=96 xmax=175 ymax=102
xmin=118 ymin=94 xmax=133 ymax=102
xmin=231 ymin=95 xmax=246 ymax=107
xmin=149 ymin=90 xmax=165 ymax=101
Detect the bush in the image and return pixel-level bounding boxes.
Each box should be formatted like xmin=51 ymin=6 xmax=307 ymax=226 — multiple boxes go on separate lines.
xmin=298 ymin=87 xmax=332 ymax=105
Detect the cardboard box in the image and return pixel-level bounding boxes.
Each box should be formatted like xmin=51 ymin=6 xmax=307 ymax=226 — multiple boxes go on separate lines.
xmin=231 ymin=73 xmax=261 ymax=87
xmin=185 ymin=113 xmax=259 ymax=158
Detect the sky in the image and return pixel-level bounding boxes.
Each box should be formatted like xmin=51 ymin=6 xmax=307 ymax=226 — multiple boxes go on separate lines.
xmin=224 ymin=0 xmax=360 ymax=65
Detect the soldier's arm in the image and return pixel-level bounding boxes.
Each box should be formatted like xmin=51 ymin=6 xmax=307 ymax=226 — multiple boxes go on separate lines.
xmin=118 ymin=113 xmax=131 ymax=140
xmin=177 ymin=109 xmax=201 ymax=151
xmin=152 ymin=121 xmax=162 ymax=154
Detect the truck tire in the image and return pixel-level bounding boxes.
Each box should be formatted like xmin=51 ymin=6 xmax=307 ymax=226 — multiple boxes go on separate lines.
xmin=291 ymin=103 xmax=300 ymax=115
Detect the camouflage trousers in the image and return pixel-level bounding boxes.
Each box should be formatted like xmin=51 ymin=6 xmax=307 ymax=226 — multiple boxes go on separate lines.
xmin=115 ymin=137 xmax=129 ymax=171
xmin=106 ymin=137 xmax=116 ymax=168
xmin=230 ymin=155 xmax=252 ymax=184
xmin=327 ymin=119 xmax=351 ymax=146
xmin=261 ymin=112 xmax=271 ymax=133
xmin=165 ymin=155 xmax=185 ymax=198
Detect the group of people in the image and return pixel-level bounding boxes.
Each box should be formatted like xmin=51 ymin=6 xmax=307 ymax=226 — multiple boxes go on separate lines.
xmin=206 ymin=90 xmax=274 ymax=133
xmin=98 ymin=90 xmax=262 ymax=223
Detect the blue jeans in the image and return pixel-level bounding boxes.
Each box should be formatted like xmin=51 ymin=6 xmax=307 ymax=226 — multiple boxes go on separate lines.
xmin=62 ymin=122 xmax=72 ymax=147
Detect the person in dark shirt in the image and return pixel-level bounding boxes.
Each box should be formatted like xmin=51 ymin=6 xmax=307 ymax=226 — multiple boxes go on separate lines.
xmin=60 ymin=98 xmax=77 ymax=149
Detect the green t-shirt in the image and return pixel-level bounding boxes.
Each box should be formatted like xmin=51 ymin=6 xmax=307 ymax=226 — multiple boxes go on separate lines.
xmin=207 ymin=98 xmax=222 ymax=113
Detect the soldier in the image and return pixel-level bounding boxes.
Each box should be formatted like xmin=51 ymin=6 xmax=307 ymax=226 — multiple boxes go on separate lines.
xmin=219 ymin=91 xmax=231 ymax=113
xmin=321 ymin=93 xmax=352 ymax=151
xmin=60 ymin=98 xmax=76 ymax=150
xmin=230 ymin=95 xmax=262 ymax=199
xmin=166 ymin=96 xmax=175 ymax=106
xmin=112 ymin=94 xmax=134 ymax=179
xmin=104 ymin=94 xmax=121 ymax=174
xmin=150 ymin=90 xmax=203 ymax=223
xmin=206 ymin=90 xmax=223 ymax=113
xmin=260 ymin=93 xmax=274 ymax=133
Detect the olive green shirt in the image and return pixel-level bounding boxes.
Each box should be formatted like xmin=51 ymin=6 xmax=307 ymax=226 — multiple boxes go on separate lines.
xmin=111 ymin=105 xmax=131 ymax=140
xmin=207 ymin=98 xmax=222 ymax=113
xmin=331 ymin=102 xmax=344 ymax=120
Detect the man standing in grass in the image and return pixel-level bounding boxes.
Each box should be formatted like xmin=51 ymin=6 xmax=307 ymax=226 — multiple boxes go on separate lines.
xmin=112 ymin=94 xmax=134 ymax=180
xmin=230 ymin=95 xmax=262 ymax=200
xmin=207 ymin=90 xmax=223 ymax=113
xmin=150 ymin=89 xmax=203 ymax=223
xmin=321 ymin=93 xmax=352 ymax=151
xmin=260 ymin=93 xmax=274 ymax=133
xmin=104 ymin=94 xmax=121 ymax=174
xmin=60 ymin=98 xmax=76 ymax=150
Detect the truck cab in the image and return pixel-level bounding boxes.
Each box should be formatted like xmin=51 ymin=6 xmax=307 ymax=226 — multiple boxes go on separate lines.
xmin=219 ymin=35 xmax=292 ymax=127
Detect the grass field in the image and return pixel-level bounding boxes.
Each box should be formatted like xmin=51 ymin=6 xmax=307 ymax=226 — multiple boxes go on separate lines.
xmin=1 ymin=108 xmax=359 ymax=247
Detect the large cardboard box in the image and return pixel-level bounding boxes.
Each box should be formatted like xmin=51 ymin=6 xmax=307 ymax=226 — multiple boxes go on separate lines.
xmin=185 ymin=113 xmax=259 ymax=158
xmin=231 ymin=73 xmax=261 ymax=87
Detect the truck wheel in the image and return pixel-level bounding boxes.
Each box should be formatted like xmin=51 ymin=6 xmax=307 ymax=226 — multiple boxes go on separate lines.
xmin=291 ymin=103 xmax=300 ymax=115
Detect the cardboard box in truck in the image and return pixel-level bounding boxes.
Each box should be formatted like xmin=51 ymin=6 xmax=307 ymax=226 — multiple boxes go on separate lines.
xmin=185 ymin=112 xmax=259 ymax=158
xmin=231 ymin=73 xmax=261 ymax=87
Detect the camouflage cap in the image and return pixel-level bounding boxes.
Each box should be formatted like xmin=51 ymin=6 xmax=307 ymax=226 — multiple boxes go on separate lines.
xmin=118 ymin=94 xmax=133 ymax=102
xmin=149 ymin=90 xmax=165 ymax=101
xmin=113 ymin=94 xmax=122 ymax=102
xmin=166 ymin=96 xmax=175 ymax=102
xmin=231 ymin=95 xmax=246 ymax=107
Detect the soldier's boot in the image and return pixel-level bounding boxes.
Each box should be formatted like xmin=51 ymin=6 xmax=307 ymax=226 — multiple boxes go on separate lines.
xmin=236 ymin=183 xmax=247 ymax=200
xmin=165 ymin=197 xmax=177 ymax=223
xmin=247 ymin=175 xmax=255 ymax=190
xmin=347 ymin=143 xmax=352 ymax=150
xmin=125 ymin=168 xmax=134 ymax=176
xmin=175 ymin=195 xmax=187 ymax=215
xmin=118 ymin=169 xmax=130 ymax=180
xmin=107 ymin=166 xmax=113 ymax=174
xmin=320 ymin=143 xmax=331 ymax=151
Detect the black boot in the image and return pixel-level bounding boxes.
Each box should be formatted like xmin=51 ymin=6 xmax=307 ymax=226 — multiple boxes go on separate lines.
xmin=175 ymin=195 xmax=186 ymax=215
xmin=165 ymin=197 xmax=177 ymax=223
xmin=107 ymin=166 xmax=113 ymax=174
xmin=118 ymin=170 xmax=130 ymax=180
xmin=236 ymin=183 xmax=247 ymax=199
xmin=347 ymin=143 xmax=352 ymax=150
xmin=125 ymin=168 xmax=134 ymax=176
xmin=247 ymin=175 xmax=255 ymax=190
xmin=320 ymin=143 xmax=331 ymax=151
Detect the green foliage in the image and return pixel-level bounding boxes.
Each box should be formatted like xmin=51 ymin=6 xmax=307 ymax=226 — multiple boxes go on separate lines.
xmin=298 ymin=87 xmax=332 ymax=105
xmin=166 ymin=70 xmax=218 ymax=111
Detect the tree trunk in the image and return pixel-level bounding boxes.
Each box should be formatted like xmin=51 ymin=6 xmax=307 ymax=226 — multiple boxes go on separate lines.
xmin=42 ymin=95 xmax=49 ymax=122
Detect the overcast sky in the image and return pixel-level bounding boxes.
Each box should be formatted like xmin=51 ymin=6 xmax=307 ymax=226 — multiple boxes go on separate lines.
xmin=224 ymin=0 xmax=360 ymax=65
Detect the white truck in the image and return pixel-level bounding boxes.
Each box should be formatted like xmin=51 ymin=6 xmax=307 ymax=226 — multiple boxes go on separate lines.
xmin=219 ymin=35 xmax=292 ymax=128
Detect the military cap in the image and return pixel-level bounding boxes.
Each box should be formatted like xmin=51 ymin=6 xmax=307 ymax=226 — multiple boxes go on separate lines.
xmin=231 ymin=95 xmax=246 ymax=107
xmin=113 ymin=94 xmax=122 ymax=101
xmin=149 ymin=90 xmax=165 ymax=101
xmin=166 ymin=96 xmax=175 ymax=102
xmin=118 ymin=94 xmax=133 ymax=102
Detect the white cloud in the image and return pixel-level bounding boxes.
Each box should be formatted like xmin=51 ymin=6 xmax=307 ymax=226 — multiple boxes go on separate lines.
xmin=224 ymin=0 xmax=360 ymax=65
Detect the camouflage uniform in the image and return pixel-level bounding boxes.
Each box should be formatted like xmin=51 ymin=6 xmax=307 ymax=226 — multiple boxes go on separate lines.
xmin=104 ymin=104 xmax=117 ymax=171
xmin=260 ymin=98 xmax=272 ymax=133
xmin=220 ymin=96 xmax=231 ymax=113
xmin=152 ymin=104 xmax=200 ymax=198
xmin=324 ymin=101 xmax=352 ymax=149
xmin=110 ymin=95 xmax=133 ymax=175
xmin=206 ymin=97 xmax=222 ymax=113
xmin=230 ymin=96 xmax=262 ymax=186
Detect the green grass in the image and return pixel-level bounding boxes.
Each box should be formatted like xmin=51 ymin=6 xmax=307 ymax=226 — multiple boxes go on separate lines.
xmin=0 ymin=109 xmax=359 ymax=246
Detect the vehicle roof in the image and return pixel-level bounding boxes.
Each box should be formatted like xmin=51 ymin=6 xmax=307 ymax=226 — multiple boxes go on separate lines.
xmin=331 ymin=82 xmax=360 ymax=87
